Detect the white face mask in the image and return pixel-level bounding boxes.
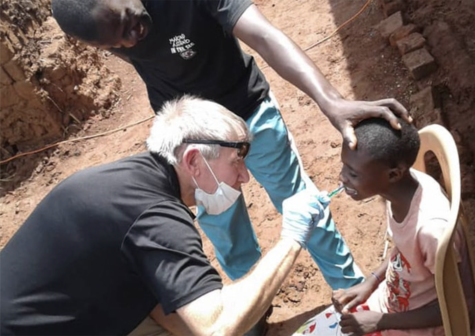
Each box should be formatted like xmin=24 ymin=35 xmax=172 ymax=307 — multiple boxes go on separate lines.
xmin=193 ymin=155 xmax=241 ymax=215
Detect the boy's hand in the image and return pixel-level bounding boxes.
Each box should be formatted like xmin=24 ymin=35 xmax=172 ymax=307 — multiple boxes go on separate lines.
xmin=340 ymin=311 xmax=383 ymax=335
xmin=332 ymin=280 xmax=375 ymax=313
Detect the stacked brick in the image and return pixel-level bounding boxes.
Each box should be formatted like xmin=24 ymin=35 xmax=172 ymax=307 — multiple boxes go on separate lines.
xmin=376 ymin=1 xmax=441 ymax=129
xmin=0 ymin=0 xmax=120 ymax=161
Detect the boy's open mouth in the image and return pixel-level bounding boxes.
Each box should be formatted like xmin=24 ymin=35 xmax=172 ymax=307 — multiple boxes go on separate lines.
xmin=343 ymin=185 xmax=358 ymax=196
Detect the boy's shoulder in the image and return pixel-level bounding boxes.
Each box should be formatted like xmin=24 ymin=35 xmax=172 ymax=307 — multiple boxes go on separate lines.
xmin=411 ymin=169 xmax=450 ymax=220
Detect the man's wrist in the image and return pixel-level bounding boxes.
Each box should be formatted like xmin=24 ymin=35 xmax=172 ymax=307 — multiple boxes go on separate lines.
xmin=313 ymin=91 xmax=342 ymax=118
xmin=279 ymin=236 xmax=304 ymax=251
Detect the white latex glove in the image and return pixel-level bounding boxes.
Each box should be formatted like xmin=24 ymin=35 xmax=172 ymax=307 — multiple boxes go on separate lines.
xmin=281 ymin=189 xmax=330 ymax=249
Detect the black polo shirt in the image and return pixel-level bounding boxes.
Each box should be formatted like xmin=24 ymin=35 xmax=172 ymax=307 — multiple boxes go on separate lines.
xmin=0 ymin=153 xmax=222 ymax=335
xmin=112 ymin=0 xmax=270 ymax=119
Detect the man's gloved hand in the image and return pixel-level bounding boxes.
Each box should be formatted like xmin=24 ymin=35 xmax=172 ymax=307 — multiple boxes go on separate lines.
xmin=281 ymin=189 xmax=330 ymax=248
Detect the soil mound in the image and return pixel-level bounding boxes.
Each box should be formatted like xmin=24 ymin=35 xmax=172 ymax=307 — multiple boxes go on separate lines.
xmin=0 ymin=0 xmax=121 ymax=162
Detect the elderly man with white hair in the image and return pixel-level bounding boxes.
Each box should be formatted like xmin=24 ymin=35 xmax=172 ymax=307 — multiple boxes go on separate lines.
xmin=1 ymin=96 xmax=329 ymax=336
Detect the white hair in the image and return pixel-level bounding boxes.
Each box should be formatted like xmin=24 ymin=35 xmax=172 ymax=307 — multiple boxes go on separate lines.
xmin=146 ymin=95 xmax=251 ymax=165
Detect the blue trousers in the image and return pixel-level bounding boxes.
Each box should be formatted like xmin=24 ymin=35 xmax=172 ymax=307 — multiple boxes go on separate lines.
xmin=197 ymin=94 xmax=364 ymax=289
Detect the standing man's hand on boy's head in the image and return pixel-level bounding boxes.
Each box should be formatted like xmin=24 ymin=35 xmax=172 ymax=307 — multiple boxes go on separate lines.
xmin=325 ymin=97 xmax=412 ymax=150
xmin=332 ymin=280 xmax=376 ymax=313
xmin=233 ymin=5 xmax=411 ymax=150
xmin=339 ymin=311 xmax=383 ymax=336
xmin=281 ymin=189 xmax=330 ymax=248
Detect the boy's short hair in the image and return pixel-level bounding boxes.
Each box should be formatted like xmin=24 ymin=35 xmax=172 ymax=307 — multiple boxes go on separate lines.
xmin=354 ymin=118 xmax=420 ymax=168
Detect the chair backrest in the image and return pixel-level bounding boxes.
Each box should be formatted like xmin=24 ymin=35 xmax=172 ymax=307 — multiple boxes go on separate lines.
xmin=413 ymin=124 xmax=475 ymax=336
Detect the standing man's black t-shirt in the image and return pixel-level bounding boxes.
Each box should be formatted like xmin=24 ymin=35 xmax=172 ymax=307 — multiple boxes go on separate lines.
xmin=113 ymin=0 xmax=270 ymax=119
xmin=0 ymin=153 xmax=222 ymax=335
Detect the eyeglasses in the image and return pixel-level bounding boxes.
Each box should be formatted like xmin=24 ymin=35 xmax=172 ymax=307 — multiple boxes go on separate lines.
xmin=183 ymin=139 xmax=251 ymax=159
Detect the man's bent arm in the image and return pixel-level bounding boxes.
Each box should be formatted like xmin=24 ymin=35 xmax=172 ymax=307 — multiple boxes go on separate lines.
xmin=233 ymin=5 xmax=410 ymax=147
xmin=176 ymin=238 xmax=302 ymax=336
xmin=234 ymin=5 xmax=341 ymax=118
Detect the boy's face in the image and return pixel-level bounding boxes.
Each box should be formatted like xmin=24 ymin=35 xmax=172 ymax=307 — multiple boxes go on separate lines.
xmin=339 ymin=143 xmax=391 ymax=201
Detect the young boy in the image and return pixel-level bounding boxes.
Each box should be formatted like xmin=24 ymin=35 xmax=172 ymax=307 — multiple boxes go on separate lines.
xmin=332 ymin=118 xmax=473 ymax=336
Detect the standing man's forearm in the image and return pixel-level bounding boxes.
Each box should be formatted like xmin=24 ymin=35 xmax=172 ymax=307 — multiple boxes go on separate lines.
xmin=233 ymin=5 xmax=341 ymax=116
xmin=234 ymin=4 xmax=411 ymax=147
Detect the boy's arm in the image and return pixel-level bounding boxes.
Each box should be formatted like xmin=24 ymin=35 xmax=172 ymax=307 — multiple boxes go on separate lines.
xmin=339 ymin=299 xmax=442 ymax=335
xmin=333 ymin=255 xmax=390 ymax=313
xmin=370 ymin=255 xmax=390 ymax=284
xmin=379 ymin=299 xmax=442 ymax=330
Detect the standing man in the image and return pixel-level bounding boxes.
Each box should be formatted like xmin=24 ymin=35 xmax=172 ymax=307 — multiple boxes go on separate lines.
xmin=1 ymin=96 xmax=329 ymax=336
xmin=51 ymin=0 xmax=411 ymax=287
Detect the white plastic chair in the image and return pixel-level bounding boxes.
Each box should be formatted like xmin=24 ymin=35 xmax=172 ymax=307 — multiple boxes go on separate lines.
xmin=412 ymin=124 xmax=475 ymax=336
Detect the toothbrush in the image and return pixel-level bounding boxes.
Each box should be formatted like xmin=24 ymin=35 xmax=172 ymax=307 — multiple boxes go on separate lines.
xmin=328 ymin=184 xmax=344 ymax=198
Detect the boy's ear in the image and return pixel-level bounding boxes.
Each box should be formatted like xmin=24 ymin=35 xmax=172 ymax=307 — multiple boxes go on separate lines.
xmin=388 ymin=163 xmax=407 ymax=183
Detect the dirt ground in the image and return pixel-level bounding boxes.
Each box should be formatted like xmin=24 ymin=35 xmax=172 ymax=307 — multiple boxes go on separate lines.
xmin=1 ymin=0 xmax=474 ymax=335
